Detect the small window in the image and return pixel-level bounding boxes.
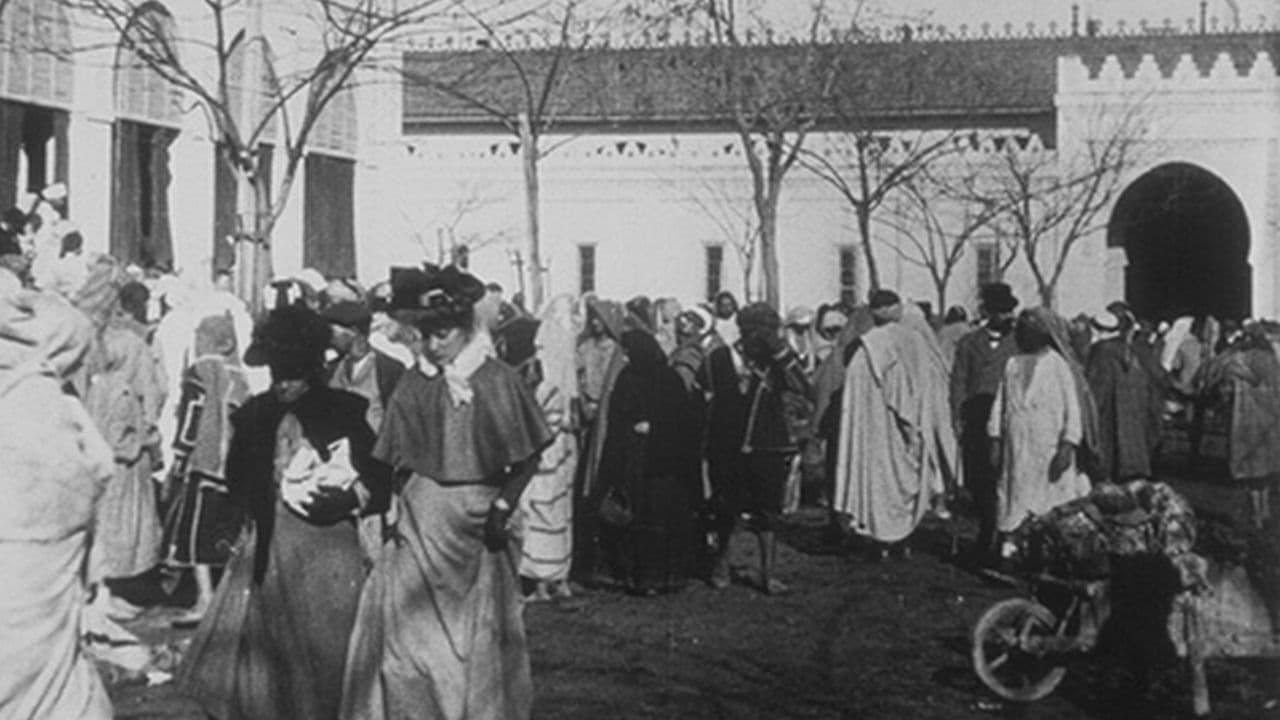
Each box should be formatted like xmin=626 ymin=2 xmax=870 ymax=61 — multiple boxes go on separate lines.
xmin=838 ymin=246 xmax=857 ymax=306
xmin=976 ymin=242 xmax=999 ymax=288
xmin=578 ymin=244 xmax=596 ymax=295
xmin=705 ymin=244 xmax=724 ymax=300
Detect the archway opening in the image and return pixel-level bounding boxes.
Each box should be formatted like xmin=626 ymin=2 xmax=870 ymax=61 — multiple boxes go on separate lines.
xmin=1108 ymin=163 xmax=1250 ymax=322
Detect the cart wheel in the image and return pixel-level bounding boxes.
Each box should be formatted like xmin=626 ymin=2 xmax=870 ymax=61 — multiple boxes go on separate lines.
xmin=972 ymin=598 xmax=1068 ymax=702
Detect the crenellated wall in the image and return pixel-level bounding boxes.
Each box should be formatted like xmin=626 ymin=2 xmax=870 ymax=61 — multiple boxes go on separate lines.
xmin=1055 ymin=40 xmax=1280 ymax=316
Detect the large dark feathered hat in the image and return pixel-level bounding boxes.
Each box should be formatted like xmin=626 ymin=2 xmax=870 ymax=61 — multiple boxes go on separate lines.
xmin=243 ymin=304 xmax=332 ymax=377
xmin=389 ymin=263 xmax=486 ymax=331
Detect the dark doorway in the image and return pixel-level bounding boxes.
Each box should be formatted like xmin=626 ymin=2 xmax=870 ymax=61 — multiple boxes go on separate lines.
xmin=0 ymin=100 xmax=69 ymax=209
xmin=1108 ymin=163 xmax=1250 ymax=322
xmin=109 ymin=119 xmax=178 ymax=270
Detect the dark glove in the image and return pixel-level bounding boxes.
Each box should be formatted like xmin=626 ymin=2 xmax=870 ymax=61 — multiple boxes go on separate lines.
xmin=1048 ymin=441 xmax=1075 ymax=483
xmin=484 ymin=502 xmax=514 ymax=552
xmin=300 ymin=485 xmax=360 ymax=525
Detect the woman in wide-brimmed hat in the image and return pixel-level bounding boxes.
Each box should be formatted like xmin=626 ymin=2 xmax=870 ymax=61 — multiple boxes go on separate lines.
xmin=178 ymin=303 xmax=392 ymax=720
xmin=342 ymin=265 xmax=553 ymax=720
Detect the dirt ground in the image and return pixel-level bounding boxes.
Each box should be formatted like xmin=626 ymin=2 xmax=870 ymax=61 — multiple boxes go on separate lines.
xmin=109 ymin=472 xmax=1278 ymax=720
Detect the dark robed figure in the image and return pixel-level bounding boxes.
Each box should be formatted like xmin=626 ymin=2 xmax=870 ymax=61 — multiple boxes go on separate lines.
xmin=178 ymin=305 xmax=391 ymax=720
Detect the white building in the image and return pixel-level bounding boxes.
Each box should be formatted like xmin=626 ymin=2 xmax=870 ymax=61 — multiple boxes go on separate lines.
xmin=0 ymin=0 xmax=365 ymax=287
xmin=364 ymin=24 xmax=1280 ymax=320
xmin=2 ymin=2 xmax=1276 ymax=321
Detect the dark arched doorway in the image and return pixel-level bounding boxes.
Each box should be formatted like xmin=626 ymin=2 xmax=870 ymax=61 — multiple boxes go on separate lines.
xmin=1108 ymin=163 xmax=1250 ymax=322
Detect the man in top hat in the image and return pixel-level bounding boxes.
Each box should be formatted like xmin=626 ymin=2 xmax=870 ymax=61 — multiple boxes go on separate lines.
xmin=950 ymin=282 xmax=1019 ymax=566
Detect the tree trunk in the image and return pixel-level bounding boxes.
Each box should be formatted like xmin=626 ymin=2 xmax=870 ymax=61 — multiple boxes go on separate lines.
xmin=759 ymin=203 xmax=780 ymax=308
xmin=1039 ymin=279 xmax=1056 ymax=310
xmin=857 ymin=205 xmax=880 ymax=292
xmin=233 ymin=167 xmax=273 ymax=315
xmin=518 ymin=113 xmax=543 ymax=311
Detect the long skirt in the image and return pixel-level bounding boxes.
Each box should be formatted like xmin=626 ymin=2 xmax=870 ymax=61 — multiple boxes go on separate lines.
xmin=0 ymin=532 xmax=112 ymax=719
xmin=518 ymin=433 xmax=576 ymax=583
xmin=620 ymin=471 xmax=698 ymax=592
xmin=177 ymin=502 xmax=366 ymax=720
xmin=342 ymin=475 xmax=532 ymax=720
xmin=90 ymin=458 xmax=162 ymax=580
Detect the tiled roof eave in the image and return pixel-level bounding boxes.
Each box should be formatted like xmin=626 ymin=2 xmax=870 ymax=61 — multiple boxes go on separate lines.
xmin=402 ymin=105 xmax=1057 ymax=134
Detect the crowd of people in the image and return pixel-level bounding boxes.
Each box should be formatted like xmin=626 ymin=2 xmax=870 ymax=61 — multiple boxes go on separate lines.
xmin=1 ymin=187 xmax=1277 ymax=719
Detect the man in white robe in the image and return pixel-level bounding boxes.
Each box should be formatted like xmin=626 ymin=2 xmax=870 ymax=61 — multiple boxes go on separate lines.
xmin=0 ymin=282 xmax=113 ymax=719
xmin=988 ymin=308 xmax=1093 ymax=538
xmin=833 ymin=292 xmax=957 ymax=550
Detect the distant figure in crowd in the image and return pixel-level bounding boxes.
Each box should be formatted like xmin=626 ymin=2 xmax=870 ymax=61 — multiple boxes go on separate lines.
xmin=812 ymin=303 xmax=849 ymax=366
xmin=322 ymin=299 xmax=406 ymax=563
xmin=701 ymin=302 xmax=809 ymax=594
xmin=950 ymin=282 xmax=1019 ymax=565
xmin=0 ymin=288 xmax=113 ymax=719
xmin=988 ymin=308 xmax=1095 ymax=542
xmin=833 ymin=291 xmax=956 ymax=556
xmin=597 ymin=330 xmax=702 ymax=595
xmin=0 ymin=219 xmax=33 ymax=287
xmin=669 ymin=305 xmax=715 ymax=395
xmin=366 ymin=280 xmax=415 ymax=367
xmin=811 ymin=304 xmax=873 ymax=512
xmin=784 ymin=305 xmax=817 ymax=374
xmin=518 ymin=295 xmax=581 ymax=601
xmin=326 ymin=277 xmax=364 ymax=305
xmin=652 ymin=297 xmax=682 ymax=357
xmin=935 ymin=305 xmax=970 ymax=368
xmin=342 ymin=266 xmax=551 ymax=720
xmin=1161 ymin=316 xmax=1207 ymax=422
xmin=322 ymin=300 xmax=406 ymax=433
xmin=575 ymin=297 xmax=628 ymax=584
xmin=178 ymin=304 xmax=391 ymax=720
xmin=625 ymin=294 xmax=654 ymax=334
xmin=712 ymin=290 xmax=740 ymax=348
xmin=494 ymin=307 xmax=543 ymax=387
xmin=577 ymin=297 xmax=624 ymax=428
xmin=474 ymin=281 xmax=505 ymax=333
xmin=162 ymin=313 xmax=250 ymax=624
xmin=1198 ymin=323 xmax=1280 ymax=528
xmin=1085 ymin=309 xmax=1163 ymax=483
xmin=76 ymin=260 xmax=167 ymax=619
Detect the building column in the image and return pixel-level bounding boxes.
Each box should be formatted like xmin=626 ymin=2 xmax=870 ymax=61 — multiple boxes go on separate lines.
xmin=66 ymin=111 xmax=113 ymax=255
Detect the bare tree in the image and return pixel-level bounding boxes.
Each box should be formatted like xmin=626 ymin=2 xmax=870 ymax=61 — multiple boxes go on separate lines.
xmin=402 ymin=0 xmax=623 ymax=311
xmin=803 ymin=127 xmax=960 ymax=293
xmin=673 ymin=175 xmax=759 ymax=303
xmin=955 ymin=109 xmax=1151 ymax=308
xmin=625 ymin=0 xmax=843 ymax=307
xmin=876 ymin=170 xmax=1001 ymax=311
xmin=412 ymin=183 xmax=513 ymax=266
xmin=66 ymin=0 xmax=486 ymax=310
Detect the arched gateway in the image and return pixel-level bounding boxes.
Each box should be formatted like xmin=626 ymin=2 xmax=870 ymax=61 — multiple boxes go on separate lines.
xmin=1108 ymin=163 xmax=1251 ymax=322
